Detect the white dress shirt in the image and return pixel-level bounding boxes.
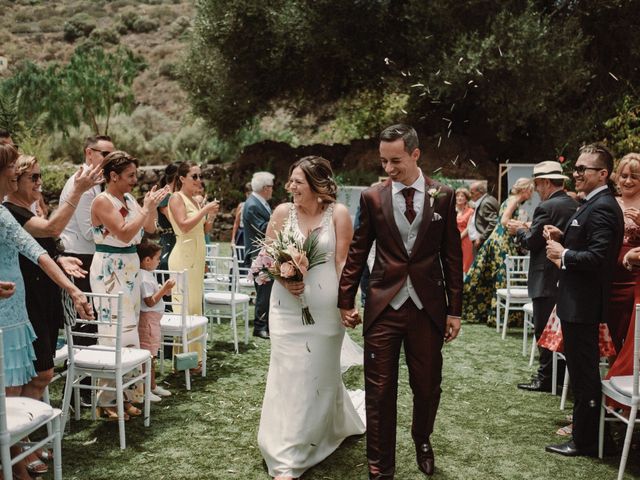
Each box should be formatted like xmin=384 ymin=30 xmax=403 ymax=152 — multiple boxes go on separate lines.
xmin=252 ymin=192 xmax=271 ymax=214
xmin=391 ymin=171 xmax=425 ymax=218
xmin=59 ymin=164 xmax=100 ymax=255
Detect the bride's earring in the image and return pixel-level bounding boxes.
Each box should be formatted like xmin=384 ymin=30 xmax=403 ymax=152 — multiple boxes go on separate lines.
xmin=317 ymin=197 xmax=322 ymax=204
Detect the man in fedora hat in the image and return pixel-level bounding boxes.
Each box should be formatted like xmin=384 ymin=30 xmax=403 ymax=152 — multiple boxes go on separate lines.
xmin=507 ymin=160 xmax=578 ymax=392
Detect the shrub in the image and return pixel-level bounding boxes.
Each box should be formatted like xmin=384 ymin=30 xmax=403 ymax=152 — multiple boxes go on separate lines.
xmin=168 ymin=16 xmax=191 ymax=38
xmin=131 ymin=16 xmax=159 ymax=33
xmin=89 ymin=28 xmax=120 ymax=44
xmin=117 ymin=11 xmax=159 ymax=34
xmin=158 ymin=61 xmax=179 ymax=80
xmin=63 ymin=13 xmax=96 ymax=42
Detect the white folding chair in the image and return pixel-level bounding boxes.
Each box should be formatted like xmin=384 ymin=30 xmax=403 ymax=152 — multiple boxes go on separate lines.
xmin=205 ymin=243 xmax=219 ymax=258
xmin=551 ymin=352 xmax=570 ymax=410
xmin=0 ymin=329 xmax=63 ymax=480
xmin=157 ymin=269 xmax=208 ymax=390
xmin=496 ymin=255 xmax=531 ymax=339
xmin=599 ymin=304 xmax=640 ymax=478
xmin=203 ymin=254 xmax=251 ymax=353
xmin=233 ymin=244 xmax=255 ymax=297
xmin=61 ymin=292 xmax=152 ymax=450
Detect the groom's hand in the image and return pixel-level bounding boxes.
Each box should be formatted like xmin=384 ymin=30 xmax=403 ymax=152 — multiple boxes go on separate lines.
xmin=340 ymin=308 xmax=361 ymax=328
xmin=444 ymin=315 xmax=461 ymax=343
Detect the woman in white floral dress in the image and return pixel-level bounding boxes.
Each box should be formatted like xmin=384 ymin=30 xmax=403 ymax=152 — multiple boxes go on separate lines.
xmin=90 ymin=151 xmax=168 ymax=419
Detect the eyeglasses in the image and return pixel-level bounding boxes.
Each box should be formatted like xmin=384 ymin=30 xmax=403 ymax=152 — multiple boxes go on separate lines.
xmin=27 ymin=173 xmax=42 ymax=182
xmin=90 ymin=147 xmax=112 ymax=157
xmin=190 ymin=174 xmax=203 ymax=180
xmin=573 ymin=165 xmax=604 ymax=176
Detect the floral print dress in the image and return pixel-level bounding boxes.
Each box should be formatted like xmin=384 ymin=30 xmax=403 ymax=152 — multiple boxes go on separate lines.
xmin=90 ymin=192 xmax=144 ymax=405
xmin=462 ymin=198 xmax=525 ymax=326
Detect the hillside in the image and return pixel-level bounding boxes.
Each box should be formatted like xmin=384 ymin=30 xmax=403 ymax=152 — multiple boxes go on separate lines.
xmin=0 ymin=0 xmax=193 ymax=122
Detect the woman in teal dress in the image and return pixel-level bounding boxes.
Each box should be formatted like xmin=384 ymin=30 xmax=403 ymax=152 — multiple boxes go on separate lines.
xmin=462 ymin=177 xmax=534 ymax=325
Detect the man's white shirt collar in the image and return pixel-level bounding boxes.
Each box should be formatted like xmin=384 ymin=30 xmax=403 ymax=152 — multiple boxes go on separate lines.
xmin=392 ymin=170 xmax=425 ymax=195
xmin=585 ymin=184 xmax=608 ymax=201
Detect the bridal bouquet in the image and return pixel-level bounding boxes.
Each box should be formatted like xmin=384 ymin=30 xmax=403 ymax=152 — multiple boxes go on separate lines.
xmin=249 ymin=226 xmax=327 ymax=325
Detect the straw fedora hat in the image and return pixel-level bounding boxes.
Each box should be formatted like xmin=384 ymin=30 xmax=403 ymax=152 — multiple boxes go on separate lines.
xmin=533 ymin=161 xmax=569 ymax=180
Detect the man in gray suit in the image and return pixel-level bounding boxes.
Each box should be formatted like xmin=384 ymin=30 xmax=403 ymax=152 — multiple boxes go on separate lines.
xmin=507 ymin=161 xmax=579 ymax=392
xmin=468 ymin=181 xmax=499 ymax=251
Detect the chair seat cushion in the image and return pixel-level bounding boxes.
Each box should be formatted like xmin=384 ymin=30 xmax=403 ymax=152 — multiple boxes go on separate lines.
xmin=238 ymin=278 xmax=254 ymax=288
xmin=160 ymin=313 xmax=209 ymax=333
xmin=522 ymin=302 xmax=534 ymax=315
xmin=496 ymin=288 xmax=530 ymax=298
xmin=6 ymin=397 xmax=56 ymax=435
xmin=73 ymin=345 xmax=150 ymax=370
xmin=610 ymin=375 xmax=635 ymax=397
xmin=204 ymin=292 xmax=251 ymax=304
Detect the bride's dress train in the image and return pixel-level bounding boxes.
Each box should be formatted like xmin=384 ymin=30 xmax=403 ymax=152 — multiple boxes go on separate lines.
xmin=257 ymin=204 xmax=366 ymax=478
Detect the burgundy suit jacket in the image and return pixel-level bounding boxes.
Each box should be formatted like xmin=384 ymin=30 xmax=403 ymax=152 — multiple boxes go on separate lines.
xmin=338 ymin=177 xmax=463 ymax=335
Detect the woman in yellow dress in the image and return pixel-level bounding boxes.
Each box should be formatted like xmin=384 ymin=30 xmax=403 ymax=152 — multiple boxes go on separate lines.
xmin=168 ymin=162 xmax=219 ymax=366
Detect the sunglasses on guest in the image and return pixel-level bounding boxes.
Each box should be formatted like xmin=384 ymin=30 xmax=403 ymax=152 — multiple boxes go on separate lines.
xmin=23 ymin=173 xmax=42 ymax=182
xmin=573 ymin=165 xmax=604 ymax=175
xmin=190 ymin=173 xmax=203 ymax=180
xmin=90 ymin=147 xmax=112 ymax=157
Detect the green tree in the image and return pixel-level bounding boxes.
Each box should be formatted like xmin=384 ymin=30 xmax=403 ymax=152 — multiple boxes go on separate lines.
xmin=0 ymin=45 xmax=145 ymax=135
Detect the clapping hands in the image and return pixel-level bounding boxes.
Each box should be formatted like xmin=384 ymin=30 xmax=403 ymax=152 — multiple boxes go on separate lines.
xmin=624 ymin=207 xmax=640 ymax=226
xmin=143 ymin=185 xmax=171 ymax=210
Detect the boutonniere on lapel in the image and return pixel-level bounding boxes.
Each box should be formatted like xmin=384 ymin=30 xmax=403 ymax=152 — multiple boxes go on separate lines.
xmin=426 ymin=187 xmax=443 ymax=208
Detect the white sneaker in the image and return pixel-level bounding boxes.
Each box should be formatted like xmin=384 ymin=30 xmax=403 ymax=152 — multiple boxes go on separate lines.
xmin=148 ymin=392 xmax=162 ymax=403
xmin=152 ymin=386 xmax=172 ymax=397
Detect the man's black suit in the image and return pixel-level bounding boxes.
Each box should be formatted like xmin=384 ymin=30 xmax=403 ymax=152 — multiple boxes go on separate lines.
xmin=516 ymin=190 xmax=578 ymax=385
xmin=243 ymin=193 xmax=273 ymax=334
xmin=556 ymin=187 xmax=623 ymax=450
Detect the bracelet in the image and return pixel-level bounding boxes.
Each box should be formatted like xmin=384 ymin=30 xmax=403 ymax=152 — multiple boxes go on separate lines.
xmin=64 ymin=199 xmax=77 ymax=209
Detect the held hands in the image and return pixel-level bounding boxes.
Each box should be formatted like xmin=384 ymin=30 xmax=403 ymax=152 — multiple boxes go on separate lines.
xmin=444 ymin=315 xmax=461 ymax=343
xmin=57 ymin=256 xmax=88 ymax=279
xmin=622 ymin=247 xmax=640 ymax=271
xmin=0 ymin=281 xmax=16 ymax=299
xmin=340 ymin=308 xmax=361 ymax=329
xmin=73 ymin=163 xmax=104 ymax=193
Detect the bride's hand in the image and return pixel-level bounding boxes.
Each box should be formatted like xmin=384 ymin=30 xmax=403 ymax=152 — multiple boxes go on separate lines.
xmin=283 ymin=279 xmax=305 ymax=297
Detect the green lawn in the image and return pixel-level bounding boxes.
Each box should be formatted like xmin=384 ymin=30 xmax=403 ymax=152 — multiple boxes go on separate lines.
xmin=46 ymin=322 xmax=640 ymax=479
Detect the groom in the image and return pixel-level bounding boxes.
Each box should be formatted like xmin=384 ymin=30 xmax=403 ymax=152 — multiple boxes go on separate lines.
xmin=338 ymin=124 xmax=462 ymax=479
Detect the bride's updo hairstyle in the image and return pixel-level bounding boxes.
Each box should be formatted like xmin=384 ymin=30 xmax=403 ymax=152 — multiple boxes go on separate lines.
xmin=288 ymin=156 xmax=337 ymax=204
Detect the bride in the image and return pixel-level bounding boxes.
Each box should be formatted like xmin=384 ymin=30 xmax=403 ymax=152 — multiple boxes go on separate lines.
xmin=257 ymin=156 xmax=366 ymax=479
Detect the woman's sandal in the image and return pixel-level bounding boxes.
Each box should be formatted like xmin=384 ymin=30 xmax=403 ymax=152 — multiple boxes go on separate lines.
xmin=124 ymin=402 xmax=142 ymax=417
xmin=25 ymin=455 xmax=48 ymax=475
xmin=97 ymin=406 xmax=130 ymax=421
xmin=556 ymin=424 xmax=573 ymax=436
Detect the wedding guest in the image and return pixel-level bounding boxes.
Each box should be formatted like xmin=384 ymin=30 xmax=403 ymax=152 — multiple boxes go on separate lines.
xmin=0 ymin=143 xmax=92 ymax=477
xmin=90 ymin=151 xmax=167 ymax=419
xmin=167 ymin=162 xmax=219 ymax=367
xmin=60 ymin=135 xmax=115 ymax=292
xmin=258 ymin=156 xmax=365 ymax=479
xmin=468 ymin=181 xmax=499 ymax=252
xmin=244 ymin=171 xmax=275 ymax=339
xmin=455 ymin=187 xmax=474 ymax=273
xmin=606 ymin=153 xmax=640 ymax=352
xmin=508 ymin=161 xmax=578 ymax=393
xmin=463 ymin=178 xmax=534 ymax=325
xmin=3 ymin=153 xmax=100 ymax=474
xmin=137 ymin=240 xmax=175 ymax=400
xmin=231 ymin=182 xmax=252 ymax=251
xmin=544 ymin=143 xmax=623 ymax=457
xmin=157 ymin=163 xmax=178 ymax=271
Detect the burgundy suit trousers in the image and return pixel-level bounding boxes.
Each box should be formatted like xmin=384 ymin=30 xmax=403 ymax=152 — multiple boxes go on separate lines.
xmin=364 ymin=300 xmax=444 ymax=477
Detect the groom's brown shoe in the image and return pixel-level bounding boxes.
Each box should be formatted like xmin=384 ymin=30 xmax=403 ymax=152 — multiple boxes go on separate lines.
xmin=416 ymin=441 xmax=435 ymax=476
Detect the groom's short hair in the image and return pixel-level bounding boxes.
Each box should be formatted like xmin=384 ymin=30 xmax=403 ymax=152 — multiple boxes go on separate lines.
xmin=380 ymin=124 xmax=419 ymax=154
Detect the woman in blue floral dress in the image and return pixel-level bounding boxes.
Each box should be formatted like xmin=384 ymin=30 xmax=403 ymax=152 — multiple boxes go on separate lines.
xmin=90 ymin=151 xmax=168 ymax=419
xmin=462 ymin=178 xmax=534 ymax=325
xmin=0 ymin=144 xmax=92 ymax=477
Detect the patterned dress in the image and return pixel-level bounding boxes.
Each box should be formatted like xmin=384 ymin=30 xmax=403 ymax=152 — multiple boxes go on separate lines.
xmin=90 ymin=192 xmax=143 ymax=406
xmin=462 ymin=198 xmax=525 ymax=325
xmin=0 ymin=205 xmax=45 ymax=386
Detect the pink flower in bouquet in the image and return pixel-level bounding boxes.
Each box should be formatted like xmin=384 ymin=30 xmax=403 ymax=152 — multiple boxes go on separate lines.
xmin=280 ymin=261 xmax=296 ymax=278
xmin=287 ymin=244 xmax=309 ymax=276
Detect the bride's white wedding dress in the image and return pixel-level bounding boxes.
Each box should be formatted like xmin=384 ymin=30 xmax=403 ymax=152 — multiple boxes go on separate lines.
xmin=258 ymin=203 xmax=366 ymax=478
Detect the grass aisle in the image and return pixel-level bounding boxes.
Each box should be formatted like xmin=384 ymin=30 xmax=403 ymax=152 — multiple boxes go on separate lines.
xmin=52 ymin=323 xmax=639 ymax=479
